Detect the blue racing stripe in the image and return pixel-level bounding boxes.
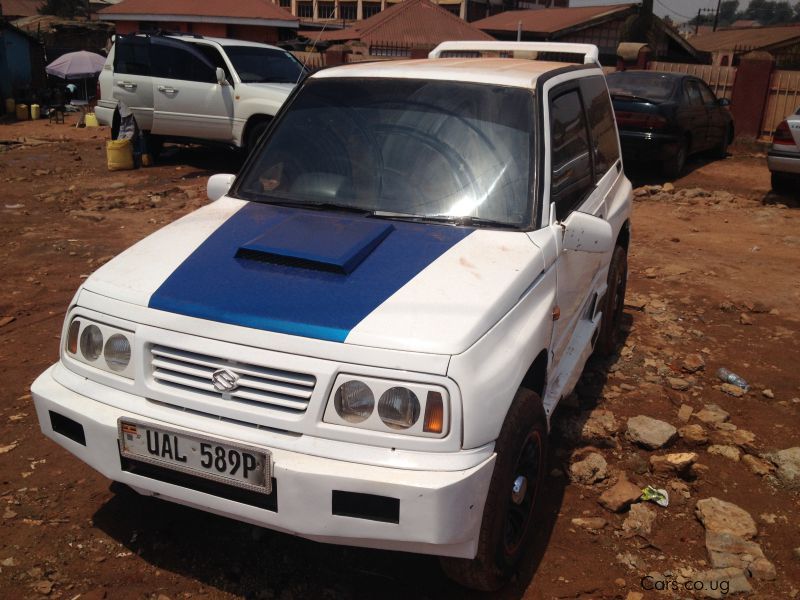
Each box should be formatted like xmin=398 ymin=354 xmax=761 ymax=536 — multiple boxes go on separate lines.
xmin=148 ymin=202 xmax=473 ymax=342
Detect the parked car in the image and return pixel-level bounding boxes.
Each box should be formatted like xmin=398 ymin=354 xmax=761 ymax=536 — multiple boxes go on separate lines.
xmin=606 ymin=71 xmax=734 ymax=178
xmin=32 ymin=41 xmax=632 ymax=591
xmin=95 ymin=33 xmax=306 ymax=152
xmin=767 ymin=108 xmax=800 ymax=193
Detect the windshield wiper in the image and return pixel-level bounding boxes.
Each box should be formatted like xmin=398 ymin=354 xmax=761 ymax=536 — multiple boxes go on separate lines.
xmin=371 ymin=211 xmax=520 ymax=229
xmin=611 ymin=92 xmax=657 ymax=103
xmin=263 ymin=200 xmax=372 ymax=215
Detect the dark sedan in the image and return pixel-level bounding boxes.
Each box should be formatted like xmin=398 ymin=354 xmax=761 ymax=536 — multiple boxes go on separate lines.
xmin=606 ymin=71 xmax=734 ymax=178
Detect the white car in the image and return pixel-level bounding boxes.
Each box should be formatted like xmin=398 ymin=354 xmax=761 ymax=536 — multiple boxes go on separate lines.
xmin=95 ymin=33 xmax=305 ymax=152
xmin=768 ymin=108 xmax=800 ymax=193
xmin=33 ymin=42 xmax=632 ymax=591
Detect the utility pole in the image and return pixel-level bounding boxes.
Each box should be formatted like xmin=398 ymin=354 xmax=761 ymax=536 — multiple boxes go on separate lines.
xmin=712 ymin=0 xmax=722 ymax=31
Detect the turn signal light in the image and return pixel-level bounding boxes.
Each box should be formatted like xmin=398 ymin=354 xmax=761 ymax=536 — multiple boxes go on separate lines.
xmin=773 ymin=120 xmax=795 ymax=145
xmin=423 ymin=391 xmax=444 ymax=434
xmin=66 ymin=319 xmax=80 ymax=354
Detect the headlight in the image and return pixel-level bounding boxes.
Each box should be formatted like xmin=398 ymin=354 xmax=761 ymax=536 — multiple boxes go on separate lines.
xmin=334 ymin=380 xmax=374 ymax=423
xmin=324 ymin=375 xmax=449 ymax=437
xmin=64 ymin=316 xmax=134 ymax=379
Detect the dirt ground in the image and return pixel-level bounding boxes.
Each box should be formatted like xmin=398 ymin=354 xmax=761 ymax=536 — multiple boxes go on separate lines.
xmin=1 ymin=115 xmax=799 ymax=600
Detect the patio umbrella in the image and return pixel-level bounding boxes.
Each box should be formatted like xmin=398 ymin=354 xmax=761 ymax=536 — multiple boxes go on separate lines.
xmin=45 ymin=51 xmax=106 ymax=79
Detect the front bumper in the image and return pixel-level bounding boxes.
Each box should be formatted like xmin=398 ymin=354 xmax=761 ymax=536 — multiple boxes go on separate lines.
xmin=618 ymin=130 xmax=681 ymax=163
xmin=768 ymin=149 xmax=800 ymax=175
xmin=32 ymin=364 xmax=495 ymax=558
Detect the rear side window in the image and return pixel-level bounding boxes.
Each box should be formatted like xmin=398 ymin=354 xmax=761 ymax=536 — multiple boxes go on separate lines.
xmin=685 ymin=81 xmax=703 ymax=107
xmin=151 ymin=39 xmax=216 ymax=83
xmin=114 ymin=36 xmax=151 ymax=76
xmin=698 ymin=81 xmax=717 ymax=105
xmin=549 ymin=89 xmax=593 ymax=220
xmin=580 ymin=76 xmax=620 ymax=179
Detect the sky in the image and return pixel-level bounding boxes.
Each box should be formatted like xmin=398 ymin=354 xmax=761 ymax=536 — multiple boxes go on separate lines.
xmin=569 ymin=0 xmax=752 ymax=23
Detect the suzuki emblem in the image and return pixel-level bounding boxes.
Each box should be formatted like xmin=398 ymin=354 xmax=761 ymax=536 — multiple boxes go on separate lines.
xmin=212 ymin=368 xmax=240 ymax=392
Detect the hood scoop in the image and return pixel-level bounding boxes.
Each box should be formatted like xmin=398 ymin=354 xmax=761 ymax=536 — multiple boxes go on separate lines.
xmin=236 ymin=212 xmax=394 ymax=275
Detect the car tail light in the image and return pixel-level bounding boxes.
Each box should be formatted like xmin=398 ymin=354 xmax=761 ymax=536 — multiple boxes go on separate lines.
xmin=615 ymin=111 xmax=668 ymax=130
xmin=773 ymin=120 xmax=794 ymax=145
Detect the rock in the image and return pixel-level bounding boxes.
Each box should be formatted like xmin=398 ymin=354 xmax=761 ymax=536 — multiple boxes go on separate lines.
xmin=1 ymin=557 xmax=17 ymax=567
xmin=571 ymin=517 xmax=607 ymax=531
xmin=720 ymin=383 xmax=746 ymax=397
xmin=765 ymin=447 xmax=800 ymax=489
xmin=742 ymin=455 xmax=773 ymax=476
xmin=748 ymin=557 xmax=777 ymax=580
xmin=0 ymin=441 xmax=18 ymax=454
xmin=739 ymin=313 xmax=754 ymax=325
xmin=599 ymin=475 xmax=642 ymax=512
xmin=650 ymin=452 xmax=698 ymax=477
xmin=708 ymin=445 xmax=741 ymax=462
xmin=667 ymin=479 xmax=691 ymax=503
xmin=705 ymin=530 xmax=765 ymax=569
xmin=729 ymin=429 xmax=757 ymax=452
xmin=793 ymin=547 xmax=800 ymax=560
xmin=694 ymin=567 xmax=752 ymax=599
xmin=662 ymin=182 xmax=675 ymax=193
xmin=569 ymin=452 xmax=608 ymax=485
xmin=622 ymin=503 xmax=656 ymax=538
xmin=668 ymin=377 xmax=691 ymax=391
xmin=679 ymin=423 xmax=709 ymax=446
xmin=70 ymin=210 xmax=105 ymax=222
xmin=678 ymin=404 xmax=694 ymax=422
xmin=32 ymin=580 xmax=53 ymax=595
xmin=695 ymin=404 xmax=729 ymax=425
xmin=761 ymin=388 xmax=775 ymax=399
xmin=682 ymin=353 xmax=706 ymax=373
xmin=626 ymin=415 xmax=677 ymax=450
xmin=696 ymin=498 xmax=757 ymax=539
xmin=617 ymin=551 xmax=647 ymax=571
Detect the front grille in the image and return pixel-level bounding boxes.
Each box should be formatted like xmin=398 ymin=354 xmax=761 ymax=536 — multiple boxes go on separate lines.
xmin=150 ymin=345 xmax=316 ymax=413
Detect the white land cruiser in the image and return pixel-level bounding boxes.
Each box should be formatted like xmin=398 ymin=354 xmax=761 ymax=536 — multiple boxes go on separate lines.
xmin=34 ymin=42 xmax=632 ymax=590
xmin=95 ymin=33 xmax=305 ymax=152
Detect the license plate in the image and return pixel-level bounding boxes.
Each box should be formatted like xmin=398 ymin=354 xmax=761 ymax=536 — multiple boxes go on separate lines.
xmin=118 ymin=420 xmax=272 ymax=494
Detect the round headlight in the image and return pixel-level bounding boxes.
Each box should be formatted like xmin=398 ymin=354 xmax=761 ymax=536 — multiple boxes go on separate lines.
xmin=378 ymin=387 xmax=420 ymax=430
xmin=334 ymin=380 xmax=374 ymax=423
xmin=104 ymin=333 xmax=131 ymax=372
xmin=79 ymin=324 xmax=103 ymax=361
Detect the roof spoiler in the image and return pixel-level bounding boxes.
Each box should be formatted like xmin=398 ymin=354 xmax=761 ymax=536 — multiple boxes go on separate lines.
xmin=428 ymin=42 xmax=600 ymax=65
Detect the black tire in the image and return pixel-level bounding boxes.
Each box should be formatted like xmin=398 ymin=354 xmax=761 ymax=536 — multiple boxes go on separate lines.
xmin=663 ymin=138 xmax=688 ymax=179
xmin=771 ymin=172 xmax=794 ymax=194
xmin=245 ymin=118 xmax=272 ymax=155
xmin=714 ymin=126 xmax=731 ymax=159
xmin=594 ymin=245 xmax=628 ymax=357
xmin=440 ymin=388 xmax=547 ymax=591
xmin=145 ymin=133 xmax=164 ymax=160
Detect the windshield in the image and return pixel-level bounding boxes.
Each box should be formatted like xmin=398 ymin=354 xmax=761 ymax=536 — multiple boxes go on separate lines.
xmin=236 ymin=78 xmax=535 ymax=227
xmin=226 ymin=46 xmax=305 ymax=84
xmin=606 ymin=72 xmax=677 ymax=102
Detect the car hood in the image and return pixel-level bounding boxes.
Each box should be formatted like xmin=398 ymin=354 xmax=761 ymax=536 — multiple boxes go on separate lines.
xmin=83 ymin=198 xmax=544 ymax=355
xmin=240 ymin=82 xmax=296 ymax=94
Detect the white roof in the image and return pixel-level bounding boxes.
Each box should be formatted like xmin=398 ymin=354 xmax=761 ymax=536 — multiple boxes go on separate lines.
xmin=312 ymin=58 xmax=598 ymax=89
xmin=171 ymin=35 xmax=285 ymax=51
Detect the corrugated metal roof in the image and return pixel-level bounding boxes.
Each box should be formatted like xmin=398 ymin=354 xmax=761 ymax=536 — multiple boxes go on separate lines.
xmin=472 ymin=4 xmax=635 ymax=35
xmin=313 ymin=0 xmax=492 ymax=46
xmin=99 ymin=0 xmax=297 ymax=22
xmin=691 ymin=24 xmax=800 ymax=52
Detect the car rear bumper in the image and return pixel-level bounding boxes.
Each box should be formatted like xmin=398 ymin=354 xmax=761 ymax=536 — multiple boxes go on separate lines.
xmin=32 ymin=364 xmax=495 ymax=559
xmin=618 ymin=130 xmax=682 ymax=162
xmin=768 ymin=149 xmax=800 ymax=175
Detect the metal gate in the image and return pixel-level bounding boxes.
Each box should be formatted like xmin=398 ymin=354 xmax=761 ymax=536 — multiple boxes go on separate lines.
xmin=760 ymin=70 xmax=800 ymax=140
xmin=648 ymin=61 xmax=737 ymax=101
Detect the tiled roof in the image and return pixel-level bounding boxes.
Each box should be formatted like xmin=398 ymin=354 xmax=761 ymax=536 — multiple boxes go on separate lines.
xmin=690 ymin=24 xmax=800 ymax=52
xmin=99 ymin=0 xmax=297 ymax=23
xmin=472 ymin=4 xmax=636 ymax=35
xmin=1 ymin=0 xmax=42 ymax=17
xmin=313 ymin=0 xmax=492 ymax=46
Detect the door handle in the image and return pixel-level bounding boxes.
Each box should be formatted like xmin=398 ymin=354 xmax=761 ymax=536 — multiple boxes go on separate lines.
xmin=117 ymin=81 xmax=137 ymax=90
xmin=157 ymin=86 xmax=177 ymax=94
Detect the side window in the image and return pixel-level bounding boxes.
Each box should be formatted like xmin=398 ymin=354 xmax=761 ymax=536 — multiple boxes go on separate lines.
xmin=151 ymin=40 xmax=216 ymax=83
xmin=698 ymin=81 xmax=717 ymax=106
xmin=194 ymin=44 xmax=232 ymax=83
xmin=685 ymin=81 xmax=703 ymax=107
xmin=549 ymin=88 xmax=593 ymax=221
xmin=114 ymin=36 xmax=151 ymax=76
xmin=579 ymin=76 xmax=620 ymax=180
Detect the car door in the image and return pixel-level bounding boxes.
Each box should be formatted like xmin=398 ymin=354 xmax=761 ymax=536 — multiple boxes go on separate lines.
xmin=683 ymin=80 xmax=708 ymax=152
xmin=111 ymin=35 xmax=154 ymax=131
xmin=697 ymin=79 xmax=726 ymax=149
xmin=150 ymin=37 xmax=235 ymax=141
xmin=546 ymin=83 xmax=607 ymax=368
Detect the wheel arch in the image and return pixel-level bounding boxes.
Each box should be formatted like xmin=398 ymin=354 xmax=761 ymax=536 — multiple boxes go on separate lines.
xmin=242 ymin=113 xmax=274 ymax=148
xmin=616 ymin=219 xmax=631 ymax=250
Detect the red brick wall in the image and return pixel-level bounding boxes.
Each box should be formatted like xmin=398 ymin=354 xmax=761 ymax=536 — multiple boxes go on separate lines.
xmin=227 ymin=24 xmax=280 ymax=44
xmin=191 ymin=23 xmax=227 ymax=37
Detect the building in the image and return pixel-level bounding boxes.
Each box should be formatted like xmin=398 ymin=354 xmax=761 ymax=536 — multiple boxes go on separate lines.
xmin=13 ymin=15 xmax=114 ymax=58
xmin=691 ymin=24 xmax=800 ymax=68
xmin=473 ymin=2 xmax=699 ymax=65
xmin=0 ymin=0 xmax=42 ymax=21
xmin=98 ymin=0 xmax=299 ymax=44
xmin=312 ymin=0 xmax=493 ymax=56
xmin=0 ymin=19 xmax=45 ymax=104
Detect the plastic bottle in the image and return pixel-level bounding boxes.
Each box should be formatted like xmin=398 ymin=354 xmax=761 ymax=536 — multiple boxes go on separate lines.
xmin=717 ymin=367 xmax=749 ymax=391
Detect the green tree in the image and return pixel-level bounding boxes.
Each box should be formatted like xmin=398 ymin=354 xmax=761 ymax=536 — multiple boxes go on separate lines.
xmin=718 ymin=0 xmax=739 ymax=25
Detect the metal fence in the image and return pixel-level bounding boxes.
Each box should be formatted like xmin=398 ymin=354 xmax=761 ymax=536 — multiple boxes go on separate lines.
xmin=760 ymin=69 xmax=800 ymax=139
xmin=647 ymin=61 xmax=737 ymax=101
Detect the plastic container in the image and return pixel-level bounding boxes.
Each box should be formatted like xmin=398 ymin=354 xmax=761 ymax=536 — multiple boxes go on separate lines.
xmin=716 ymin=367 xmax=749 ymax=391
xmin=30 ymin=104 xmax=40 ymax=120
xmin=5 ymin=98 xmax=15 ymax=115
xmin=84 ymin=112 xmax=99 ymax=127
xmin=106 ymin=139 xmax=134 ymax=171
xmin=16 ymin=103 xmax=29 ymax=121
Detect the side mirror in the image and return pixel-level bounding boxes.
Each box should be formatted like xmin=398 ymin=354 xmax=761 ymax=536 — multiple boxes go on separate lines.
xmin=717 ymin=97 xmax=730 ymax=107
xmin=216 ymin=67 xmax=227 ymax=85
xmin=207 ymin=173 xmax=235 ymax=201
xmin=562 ymin=211 xmax=613 ymax=254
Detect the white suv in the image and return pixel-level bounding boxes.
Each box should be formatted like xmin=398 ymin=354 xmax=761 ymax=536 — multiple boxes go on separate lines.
xmin=96 ymin=33 xmax=305 ymax=151
xmin=34 ymin=42 xmax=631 ymax=590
